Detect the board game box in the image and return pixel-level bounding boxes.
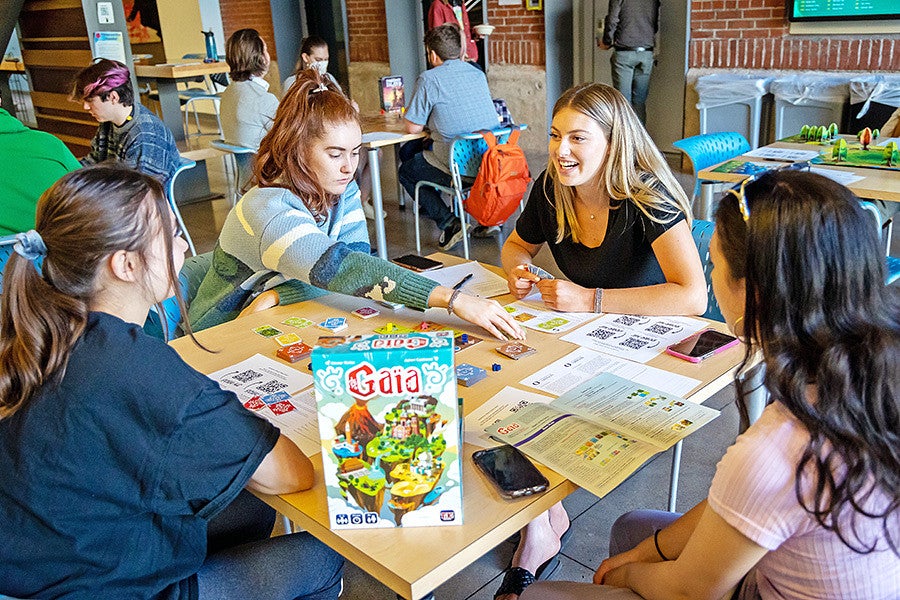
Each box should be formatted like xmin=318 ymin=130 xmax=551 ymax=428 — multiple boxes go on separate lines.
xmin=379 ymin=75 xmax=405 ymax=113
xmin=312 ymin=331 xmax=463 ymax=529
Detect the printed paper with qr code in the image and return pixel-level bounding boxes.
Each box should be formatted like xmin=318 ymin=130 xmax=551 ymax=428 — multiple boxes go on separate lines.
xmin=561 ymin=314 xmax=706 ymax=363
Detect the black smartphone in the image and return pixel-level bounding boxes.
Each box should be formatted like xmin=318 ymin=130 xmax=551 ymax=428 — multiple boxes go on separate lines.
xmin=665 ymin=329 xmax=740 ymax=363
xmin=392 ymin=254 xmax=444 ymax=272
xmin=472 ymin=445 xmax=549 ymax=499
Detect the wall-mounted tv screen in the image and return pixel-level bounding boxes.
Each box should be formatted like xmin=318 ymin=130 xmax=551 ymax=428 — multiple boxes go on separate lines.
xmin=788 ymin=0 xmax=900 ymax=22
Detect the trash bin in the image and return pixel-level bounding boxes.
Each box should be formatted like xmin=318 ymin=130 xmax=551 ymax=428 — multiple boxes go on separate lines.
xmin=771 ymin=75 xmax=849 ymax=140
xmin=695 ymin=74 xmax=773 ymax=149
xmin=849 ymin=75 xmax=900 ymax=133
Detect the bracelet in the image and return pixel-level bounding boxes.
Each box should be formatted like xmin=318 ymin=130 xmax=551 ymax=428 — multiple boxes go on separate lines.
xmin=447 ymin=288 xmax=463 ymax=315
xmin=653 ymin=529 xmax=671 ymax=561
xmin=593 ymin=288 xmax=604 ymax=313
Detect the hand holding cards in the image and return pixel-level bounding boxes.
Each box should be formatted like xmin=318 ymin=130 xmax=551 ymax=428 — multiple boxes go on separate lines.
xmin=526 ymin=264 xmax=555 ymax=280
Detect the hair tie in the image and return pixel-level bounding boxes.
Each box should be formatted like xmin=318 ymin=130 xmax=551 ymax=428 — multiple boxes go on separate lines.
xmin=14 ymin=230 xmax=48 ymax=262
xmin=310 ymin=82 xmax=328 ymax=94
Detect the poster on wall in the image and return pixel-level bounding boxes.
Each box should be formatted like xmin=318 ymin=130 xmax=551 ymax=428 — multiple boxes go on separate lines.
xmin=93 ymin=31 xmax=127 ymax=63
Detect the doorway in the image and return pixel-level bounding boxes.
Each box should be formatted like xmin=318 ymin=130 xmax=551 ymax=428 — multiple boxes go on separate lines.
xmin=301 ymin=0 xmax=351 ymax=92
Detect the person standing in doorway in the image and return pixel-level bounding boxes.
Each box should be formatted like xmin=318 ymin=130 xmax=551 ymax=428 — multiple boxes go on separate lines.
xmin=599 ymin=0 xmax=659 ymax=124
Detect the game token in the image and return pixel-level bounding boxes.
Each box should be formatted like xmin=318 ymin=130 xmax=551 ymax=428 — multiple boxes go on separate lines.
xmin=253 ymin=324 xmax=283 ymax=338
xmin=496 ymin=341 xmax=537 ymax=360
xmin=352 ymin=306 xmax=380 ymax=319
xmin=374 ymin=322 xmax=413 ymax=335
xmin=318 ymin=317 xmax=348 ymax=333
xmin=316 ymin=336 xmax=347 ymax=348
xmin=492 ymin=363 xmax=502 ymax=371
xmin=282 ymin=317 xmax=314 ymax=329
xmin=415 ymin=321 xmax=446 ymax=332
xmin=526 ymin=264 xmax=555 ymax=280
xmin=276 ymin=342 xmax=313 ymax=363
xmin=453 ymin=333 xmax=482 ymax=352
xmin=456 ymin=363 xmax=487 ymax=387
xmin=274 ymin=332 xmax=302 ymax=346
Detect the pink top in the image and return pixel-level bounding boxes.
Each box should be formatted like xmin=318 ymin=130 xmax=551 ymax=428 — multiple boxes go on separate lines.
xmin=709 ymin=402 xmax=899 ymax=600
xmin=427 ymin=1 xmax=478 ymax=62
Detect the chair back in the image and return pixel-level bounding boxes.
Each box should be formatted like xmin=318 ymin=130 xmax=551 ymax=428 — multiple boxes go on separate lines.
xmin=673 ymin=132 xmax=751 ymax=199
xmin=167 ymin=159 xmax=198 ymax=256
xmin=144 ymin=251 xmax=213 ymax=340
xmin=449 ymin=124 xmax=529 ymax=180
xmin=690 ymin=219 xmax=725 ymax=322
xmin=859 ymin=201 xmax=900 ymax=285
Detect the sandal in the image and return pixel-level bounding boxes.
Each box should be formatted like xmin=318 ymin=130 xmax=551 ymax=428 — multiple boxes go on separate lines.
xmin=494 ymin=567 xmax=536 ymax=600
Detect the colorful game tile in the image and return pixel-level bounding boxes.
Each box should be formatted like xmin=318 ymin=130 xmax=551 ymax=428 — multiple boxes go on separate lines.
xmin=274 ymin=332 xmax=302 ymax=346
xmin=453 ymin=333 xmax=482 ymax=352
xmin=352 ymin=307 xmax=380 ymax=319
xmin=496 ymin=341 xmax=537 ymax=360
xmin=318 ymin=317 xmax=349 ymax=333
xmin=253 ymin=324 xmax=283 ymax=338
xmin=276 ymin=342 xmax=313 ymax=363
xmin=282 ymin=317 xmax=314 ymax=329
xmin=456 ymin=363 xmax=487 ymax=387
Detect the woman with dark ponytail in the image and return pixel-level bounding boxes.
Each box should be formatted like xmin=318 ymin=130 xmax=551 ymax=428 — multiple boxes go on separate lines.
xmin=0 ymin=165 xmax=344 ymax=599
xmin=518 ymin=169 xmax=899 ymax=599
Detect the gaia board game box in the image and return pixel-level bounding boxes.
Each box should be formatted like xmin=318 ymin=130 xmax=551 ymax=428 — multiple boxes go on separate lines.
xmin=379 ymin=75 xmax=405 ymax=113
xmin=312 ymin=331 xmax=463 ymax=529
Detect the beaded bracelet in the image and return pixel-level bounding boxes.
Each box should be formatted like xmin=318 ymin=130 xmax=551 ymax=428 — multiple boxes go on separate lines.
xmin=593 ymin=288 xmax=604 ymax=313
xmin=653 ymin=529 xmax=671 ymax=561
xmin=447 ymin=288 xmax=463 ymax=315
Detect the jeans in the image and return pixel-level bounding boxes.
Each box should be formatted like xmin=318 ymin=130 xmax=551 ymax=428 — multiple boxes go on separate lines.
xmin=398 ymin=151 xmax=456 ymax=231
xmin=610 ymin=49 xmax=654 ymax=124
xmin=196 ymin=491 xmax=345 ymax=600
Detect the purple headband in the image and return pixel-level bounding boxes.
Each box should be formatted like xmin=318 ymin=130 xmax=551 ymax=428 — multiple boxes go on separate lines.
xmin=82 ymin=64 xmax=130 ymax=98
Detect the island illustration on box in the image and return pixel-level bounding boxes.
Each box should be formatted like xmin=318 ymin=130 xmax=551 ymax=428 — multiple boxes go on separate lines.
xmin=312 ymin=331 xmax=463 ymax=529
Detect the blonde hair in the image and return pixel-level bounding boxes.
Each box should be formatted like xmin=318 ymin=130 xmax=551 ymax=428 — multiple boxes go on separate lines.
xmin=546 ymin=83 xmax=691 ymax=244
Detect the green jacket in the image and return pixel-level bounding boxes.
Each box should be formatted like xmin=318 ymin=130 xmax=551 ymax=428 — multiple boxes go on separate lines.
xmin=0 ymin=108 xmax=80 ymax=236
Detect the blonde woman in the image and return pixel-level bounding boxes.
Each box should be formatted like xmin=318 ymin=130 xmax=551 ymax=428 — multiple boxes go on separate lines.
xmin=496 ymin=83 xmax=707 ymax=600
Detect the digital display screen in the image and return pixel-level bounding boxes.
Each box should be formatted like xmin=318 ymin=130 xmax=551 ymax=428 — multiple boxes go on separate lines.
xmin=788 ymin=0 xmax=900 ymax=21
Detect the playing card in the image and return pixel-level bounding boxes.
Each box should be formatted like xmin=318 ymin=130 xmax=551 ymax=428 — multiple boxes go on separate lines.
xmin=253 ymin=325 xmax=283 ymax=338
xmin=318 ymin=317 xmax=348 ymax=333
xmin=352 ymin=307 xmax=380 ymax=319
xmin=282 ymin=317 xmax=314 ymax=328
xmin=274 ymin=332 xmax=302 ymax=346
xmin=456 ymin=363 xmax=487 ymax=387
xmin=526 ymin=264 xmax=555 ymax=280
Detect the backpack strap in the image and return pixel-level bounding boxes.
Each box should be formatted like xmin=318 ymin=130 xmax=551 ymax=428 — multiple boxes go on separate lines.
xmin=507 ymin=125 xmax=521 ymax=146
xmin=479 ymin=129 xmax=498 ymax=148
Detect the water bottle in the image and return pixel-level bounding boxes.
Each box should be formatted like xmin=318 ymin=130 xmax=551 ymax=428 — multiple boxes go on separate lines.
xmin=202 ymin=31 xmax=218 ymax=63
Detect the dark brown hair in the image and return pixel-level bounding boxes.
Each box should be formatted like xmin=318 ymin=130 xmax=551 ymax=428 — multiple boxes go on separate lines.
xmin=254 ymin=69 xmax=359 ymax=220
xmin=425 ymin=23 xmax=462 ymax=61
xmin=715 ymin=169 xmax=899 ymax=555
xmin=0 ymin=166 xmax=189 ymax=418
xmin=226 ymin=28 xmax=268 ymax=82
xmin=72 ymin=58 xmax=134 ymax=106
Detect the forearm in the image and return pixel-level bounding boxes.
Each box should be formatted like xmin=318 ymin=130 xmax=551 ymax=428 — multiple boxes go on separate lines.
xmin=599 ymin=281 xmax=706 ymax=316
xmin=501 ymin=237 xmax=538 ymax=274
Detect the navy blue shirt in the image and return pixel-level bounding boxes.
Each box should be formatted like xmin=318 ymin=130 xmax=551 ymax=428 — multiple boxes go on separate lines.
xmin=0 ymin=312 xmax=279 ymax=599
xmin=515 ymin=171 xmax=685 ymax=290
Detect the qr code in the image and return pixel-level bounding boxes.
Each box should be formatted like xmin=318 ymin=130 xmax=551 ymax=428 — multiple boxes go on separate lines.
xmin=620 ymin=336 xmax=649 ymax=350
xmin=646 ymin=323 xmax=676 ymax=335
xmin=253 ymin=380 xmax=288 ymax=395
xmin=587 ymin=326 xmax=618 ymax=340
xmin=613 ymin=315 xmax=641 ymax=326
xmin=230 ymin=369 xmax=263 ymax=384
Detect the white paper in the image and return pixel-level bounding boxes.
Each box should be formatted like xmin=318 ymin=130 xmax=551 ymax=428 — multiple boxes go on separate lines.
xmin=209 ymin=354 xmax=320 ymax=455
xmin=744 ymin=147 xmax=820 ymax=162
xmin=520 ymin=346 xmax=701 ymax=398
xmin=464 ymin=386 xmax=556 ymax=448
xmin=561 ymin=313 xmax=707 ymax=363
xmin=502 ymin=292 xmax=599 ymax=334
xmin=362 ymin=131 xmax=404 ymax=143
xmin=421 ymin=261 xmax=509 ymax=298
xmin=809 ymin=166 xmax=864 ymax=185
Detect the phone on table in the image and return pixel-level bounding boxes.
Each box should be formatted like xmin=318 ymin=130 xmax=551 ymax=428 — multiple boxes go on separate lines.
xmin=472 ymin=445 xmax=549 ymax=499
xmin=392 ymin=254 xmax=444 ymax=272
xmin=665 ymin=329 xmax=740 ymax=363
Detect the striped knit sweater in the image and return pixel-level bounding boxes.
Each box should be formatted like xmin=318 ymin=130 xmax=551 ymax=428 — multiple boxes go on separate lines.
xmin=188 ymin=182 xmax=439 ymax=330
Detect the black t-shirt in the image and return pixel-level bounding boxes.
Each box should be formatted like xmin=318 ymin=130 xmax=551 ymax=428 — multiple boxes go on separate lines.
xmin=0 ymin=312 xmax=279 ymax=600
xmin=516 ymin=171 xmax=685 ymax=289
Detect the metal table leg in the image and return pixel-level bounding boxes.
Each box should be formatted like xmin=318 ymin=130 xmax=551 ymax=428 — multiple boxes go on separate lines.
xmin=369 ymin=146 xmax=388 ymax=259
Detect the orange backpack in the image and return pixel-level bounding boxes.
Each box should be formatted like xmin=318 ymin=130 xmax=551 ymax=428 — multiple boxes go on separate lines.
xmin=465 ymin=127 xmax=532 ymax=227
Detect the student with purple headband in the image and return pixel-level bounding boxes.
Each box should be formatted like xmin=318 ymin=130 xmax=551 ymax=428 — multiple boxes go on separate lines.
xmin=74 ymin=58 xmax=181 ymax=185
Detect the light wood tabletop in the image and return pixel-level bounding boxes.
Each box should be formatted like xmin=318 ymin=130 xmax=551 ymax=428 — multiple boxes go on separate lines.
xmin=171 ymin=254 xmax=744 ymax=599
xmin=133 ymin=61 xmax=230 ymax=80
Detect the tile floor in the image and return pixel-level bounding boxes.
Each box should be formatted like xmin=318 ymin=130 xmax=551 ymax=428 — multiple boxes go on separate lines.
xmin=179 ymin=132 xmax=744 ymax=600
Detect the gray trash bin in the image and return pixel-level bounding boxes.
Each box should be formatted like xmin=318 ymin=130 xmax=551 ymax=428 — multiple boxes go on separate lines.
xmin=771 ymin=75 xmax=849 ymax=140
xmin=696 ymin=74 xmax=772 ymax=149
xmin=849 ymin=75 xmax=900 ymax=133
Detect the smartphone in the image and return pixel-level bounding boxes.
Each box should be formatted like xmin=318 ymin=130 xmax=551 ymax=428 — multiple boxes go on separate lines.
xmin=472 ymin=445 xmax=549 ymax=499
xmin=665 ymin=329 xmax=740 ymax=363
xmin=392 ymin=254 xmax=444 ymax=272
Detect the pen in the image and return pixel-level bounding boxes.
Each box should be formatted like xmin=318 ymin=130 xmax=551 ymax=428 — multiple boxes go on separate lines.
xmin=452 ymin=273 xmax=474 ymax=290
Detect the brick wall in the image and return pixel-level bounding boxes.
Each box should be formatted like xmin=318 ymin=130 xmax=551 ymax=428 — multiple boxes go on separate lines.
xmin=218 ymin=0 xmax=277 ymax=59
xmin=689 ymin=0 xmax=899 ymax=71
xmin=346 ymin=0 xmax=389 ymax=62
xmin=485 ymin=5 xmax=545 ymax=66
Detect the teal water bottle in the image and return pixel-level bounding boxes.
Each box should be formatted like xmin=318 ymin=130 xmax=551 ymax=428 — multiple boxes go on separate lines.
xmin=202 ymin=31 xmax=218 ymax=63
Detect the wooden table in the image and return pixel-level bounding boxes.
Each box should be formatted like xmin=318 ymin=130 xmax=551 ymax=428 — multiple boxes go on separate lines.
xmin=171 ymin=254 xmax=743 ymax=599
xmin=697 ymin=137 xmax=900 ymax=219
xmin=360 ymin=113 xmax=428 ymax=259
xmin=0 ymin=60 xmax=25 ymax=120
xmin=134 ymin=61 xmax=229 ymax=142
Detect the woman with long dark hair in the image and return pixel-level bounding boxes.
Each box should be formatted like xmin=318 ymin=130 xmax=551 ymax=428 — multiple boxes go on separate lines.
xmin=519 ymin=170 xmax=899 ymax=599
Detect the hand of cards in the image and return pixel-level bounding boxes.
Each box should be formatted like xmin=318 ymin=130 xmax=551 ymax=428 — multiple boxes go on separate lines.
xmin=524 ymin=264 xmax=555 ymax=280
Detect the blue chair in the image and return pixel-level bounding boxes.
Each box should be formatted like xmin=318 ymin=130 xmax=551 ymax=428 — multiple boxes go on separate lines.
xmin=859 ymin=201 xmax=900 ymax=285
xmin=690 ymin=219 xmax=725 ymax=322
xmin=413 ymin=124 xmax=528 ymax=259
xmin=209 ymin=139 xmax=255 ymax=205
xmin=0 ymin=234 xmax=16 ymax=294
xmin=179 ymin=54 xmax=225 ymax=140
xmin=144 ymin=251 xmax=213 ymax=340
xmin=673 ymin=132 xmax=751 ymax=219
xmin=168 ymin=159 xmax=198 ymax=256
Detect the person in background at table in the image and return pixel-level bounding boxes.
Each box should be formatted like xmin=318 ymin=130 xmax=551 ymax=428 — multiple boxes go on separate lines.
xmin=282 ymin=36 xmax=380 ymax=221
xmin=220 ymin=28 xmax=279 ymax=152
xmin=522 ymin=169 xmax=900 ymax=600
xmin=400 ymin=23 xmax=501 ymax=251
xmin=74 ymin=58 xmax=181 ymax=185
xmin=428 ymin=0 xmax=479 ymax=67
xmin=599 ymin=0 xmax=660 ymax=124
xmin=0 ymin=97 xmax=79 ymax=236
xmin=495 ymin=82 xmax=706 ymax=600
xmin=0 ymin=165 xmax=345 ymax=600
xmin=188 ymin=70 xmax=525 ymax=343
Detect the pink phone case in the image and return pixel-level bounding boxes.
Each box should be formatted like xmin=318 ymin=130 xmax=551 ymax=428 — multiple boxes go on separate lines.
xmin=665 ymin=331 xmax=740 ymax=363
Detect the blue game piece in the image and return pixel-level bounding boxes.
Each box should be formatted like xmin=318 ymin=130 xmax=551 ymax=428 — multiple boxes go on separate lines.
xmin=492 ymin=363 xmax=501 ymax=372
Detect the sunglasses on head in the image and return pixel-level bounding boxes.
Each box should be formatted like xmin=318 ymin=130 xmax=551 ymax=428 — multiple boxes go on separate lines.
xmin=726 ymin=161 xmax=812 ymax=222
